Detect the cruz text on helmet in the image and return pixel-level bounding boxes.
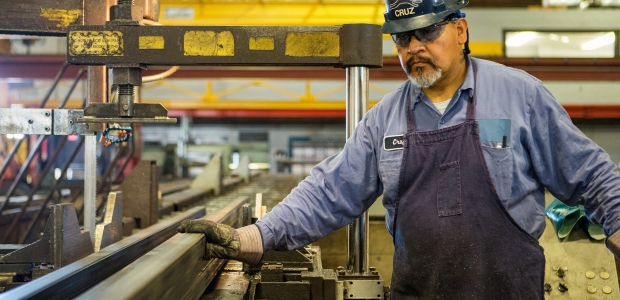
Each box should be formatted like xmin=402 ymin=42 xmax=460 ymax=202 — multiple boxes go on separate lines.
xmin=394 ymin=7 xmax=415 ymax=17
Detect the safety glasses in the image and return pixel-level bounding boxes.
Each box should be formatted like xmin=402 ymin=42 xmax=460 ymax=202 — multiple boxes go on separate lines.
xmin=392 ymin=17 xmax=456 ymax=47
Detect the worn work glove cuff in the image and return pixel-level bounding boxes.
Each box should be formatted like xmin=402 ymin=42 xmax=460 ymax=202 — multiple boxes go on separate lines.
xmin=607 ymin=229 xmax=620 ymax=259
xmin=236 ymin=225 xmax=264 ymax=266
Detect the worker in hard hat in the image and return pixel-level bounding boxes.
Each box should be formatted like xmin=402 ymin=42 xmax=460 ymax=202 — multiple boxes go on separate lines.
xmin=178 ymin=0 xmax=620 ymax=298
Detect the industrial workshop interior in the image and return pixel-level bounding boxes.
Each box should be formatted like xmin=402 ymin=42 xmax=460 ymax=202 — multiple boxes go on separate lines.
xmin=2 ymin=0 xmax=620 ymax=299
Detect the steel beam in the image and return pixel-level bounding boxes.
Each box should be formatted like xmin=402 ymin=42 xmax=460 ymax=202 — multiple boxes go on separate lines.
xmin=0 ymin=206 xmax=206 ymax=300
xmin=75 ymin=196 xmax=250 ymax=300
xmin=66 ymin=24 xmax=383 ymax=68
xmin=0 ymin=0 xmax=83 ymax=36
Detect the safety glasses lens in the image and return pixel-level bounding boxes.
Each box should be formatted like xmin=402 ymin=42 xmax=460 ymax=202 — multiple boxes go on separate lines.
xmin=413 ymin=26 xmax=446 ymax=43
xmin=392 ymin=20 xmax=450 ymax=47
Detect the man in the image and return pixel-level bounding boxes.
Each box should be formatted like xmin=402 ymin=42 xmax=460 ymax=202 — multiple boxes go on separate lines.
xmin=178 ymin=0 xmax=620 ymax=298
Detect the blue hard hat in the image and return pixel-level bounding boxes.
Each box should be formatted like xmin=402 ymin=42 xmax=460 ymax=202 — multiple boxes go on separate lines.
xmin=381 ymin=0 xmax=469 ymax=34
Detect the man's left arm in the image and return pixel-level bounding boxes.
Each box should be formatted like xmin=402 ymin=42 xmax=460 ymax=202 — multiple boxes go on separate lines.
xmin=526 ymin=83 xmax=620 ymax=258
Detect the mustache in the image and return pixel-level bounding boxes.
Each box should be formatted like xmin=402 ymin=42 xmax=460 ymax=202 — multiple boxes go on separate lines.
xmin=406 ymin=55 xmax=438 ymax=74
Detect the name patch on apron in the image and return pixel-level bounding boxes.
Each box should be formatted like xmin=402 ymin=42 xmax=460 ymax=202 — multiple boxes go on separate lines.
xmin=384 ymin=134 xmax=404 ymax=151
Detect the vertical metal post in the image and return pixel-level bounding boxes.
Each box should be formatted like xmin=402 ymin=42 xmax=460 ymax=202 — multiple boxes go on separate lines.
xmin=179 ymin=115 xmax=190 ymax=178
xmin=82 ymin=0 xmax=111 ymax=243
xmin=84 ymin=136 xmax=97 ymax=241
xmin=345 ymin=66 xmax=369 ymax=274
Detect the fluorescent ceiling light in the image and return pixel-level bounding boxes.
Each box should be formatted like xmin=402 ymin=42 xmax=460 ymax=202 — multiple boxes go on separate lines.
xmin=581 ymin=33 xmax=616 ymax=50
xmin=545 ymin=0 xmax=582 ymax=6
xmin=561 ymin=36 xmax=570 ymax=43
xmin=506 ymin=32 xmax=538 ymax=47
xmin=549 ymin=34 xmax=559 ymax=41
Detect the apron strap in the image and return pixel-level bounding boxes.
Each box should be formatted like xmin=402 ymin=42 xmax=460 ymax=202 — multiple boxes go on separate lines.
xmin=406 ymin=89 xmax=416 ymax=132
xmin=466 ymin=59 xmax=477 ymax=121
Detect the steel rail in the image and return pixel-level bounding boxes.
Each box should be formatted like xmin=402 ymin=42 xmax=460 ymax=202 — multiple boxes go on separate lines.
xmin=0 ymin=206 xmax=206 ymax=300
xmin=75 ymin=196 xmax=250 ymax=300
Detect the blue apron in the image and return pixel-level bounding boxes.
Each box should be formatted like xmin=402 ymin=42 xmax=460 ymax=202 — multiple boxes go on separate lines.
xmin=391 ymin=61 xmax=545 ymax=299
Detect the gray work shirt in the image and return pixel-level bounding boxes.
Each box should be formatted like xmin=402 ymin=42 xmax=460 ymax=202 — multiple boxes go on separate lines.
xmin=256 ymin=57 xmax=620 ymax=251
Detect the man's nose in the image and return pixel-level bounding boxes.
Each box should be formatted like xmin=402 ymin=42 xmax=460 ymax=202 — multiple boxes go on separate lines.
xmin=407 ymin=35 xmax=424 ymax=54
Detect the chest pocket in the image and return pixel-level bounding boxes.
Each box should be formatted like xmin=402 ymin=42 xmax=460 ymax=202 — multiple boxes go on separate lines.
xmin=438 ymin=161 xmax=462 ymax=217
xmin=478 ymin=119 xmax=514 ymax=202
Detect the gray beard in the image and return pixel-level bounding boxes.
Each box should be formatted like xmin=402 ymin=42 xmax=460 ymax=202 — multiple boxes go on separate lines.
xmin=408 ymin=67 xmax=442 ymax=88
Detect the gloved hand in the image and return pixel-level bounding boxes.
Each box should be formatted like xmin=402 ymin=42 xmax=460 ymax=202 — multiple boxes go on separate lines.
xmin=177 ymin=219 xmax=263 ymax=265
xmin=607 ymin=229 xmax=620 ymax=260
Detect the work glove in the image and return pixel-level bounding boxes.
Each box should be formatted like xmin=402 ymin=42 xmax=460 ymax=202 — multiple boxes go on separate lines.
xmin=607 ymin=229 xmax=620 ymax=260
xmin=177 ymin=219 xmax=263 ymax=266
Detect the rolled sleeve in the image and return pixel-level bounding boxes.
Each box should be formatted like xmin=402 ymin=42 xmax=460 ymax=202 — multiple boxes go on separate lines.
xmin=527 ymin=83 xmax=620 ymax=236
xmin=255 ymin=109 xmax=383 ymax=251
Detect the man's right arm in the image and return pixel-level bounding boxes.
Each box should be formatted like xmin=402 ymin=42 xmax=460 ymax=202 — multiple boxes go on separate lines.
xmin=255 ymin=109 xmax=384 ymax=251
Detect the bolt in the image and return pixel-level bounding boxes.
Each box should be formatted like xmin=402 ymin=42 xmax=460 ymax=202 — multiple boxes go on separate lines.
xmin=556 ymin=268 xmax=565 ymax=278
xmin=118 ymin=84 xmax=134 ymax=96
xmin=544 ymin=283 xmax=552 ymax=293
xmin=369 ymin=266 xmax=376 ymax=272
xmin=558 ymin=283 xmax=568 ymax=293
xmin=45 ymin=127 xmax=50 ymax=132
xmin=118 ymin=0 xmax=134 ymax=5
xmin=45 ymin=112 xmax=50 ymax=117
xmin=69 ymin=120 xmax=74 ymax=124
xmin=123 ymin=104 xmax=129 ymax=111
xmin=337 ymin=266 xmax=344 ymax=271
xmin=28 ymin=119 xmax=33 ymax=124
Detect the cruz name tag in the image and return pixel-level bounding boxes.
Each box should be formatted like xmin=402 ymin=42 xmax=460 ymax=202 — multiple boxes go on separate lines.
xmin=384 ymin=135 xmax=404 ymax=151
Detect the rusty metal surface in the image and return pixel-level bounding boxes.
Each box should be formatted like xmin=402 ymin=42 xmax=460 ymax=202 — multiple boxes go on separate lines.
xmin=0 ymin=203 xmax=93 ymax=267
xmin=0 ymin=0 xmax=83 ymax=36
xmin=120 ymin=160 xmax=159 ymax=228
xmin=0 ymin=206 xmax=206 ymax=300
xmin=94 ymin=192 xmax=124 ymax=252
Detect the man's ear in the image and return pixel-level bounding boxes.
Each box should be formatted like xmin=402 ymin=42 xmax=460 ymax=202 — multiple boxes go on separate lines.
xmin=456 ymin=18 xmax=468 ymax=45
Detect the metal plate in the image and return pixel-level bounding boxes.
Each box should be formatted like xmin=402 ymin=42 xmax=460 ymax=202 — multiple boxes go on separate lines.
xmin=342 ymin=279 xmax=384 ymax=299
xmin=53 ymin=109 xmax=94 ymax=135
xmin=0 ymin=108 xmax=52 ymax=135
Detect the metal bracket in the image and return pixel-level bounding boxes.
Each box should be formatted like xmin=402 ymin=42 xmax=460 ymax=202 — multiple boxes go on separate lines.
xmin=76 ymin=103 xmax=177 ymax=124
xmin=0 ymin=108 xmax=53 ymax=135
xmin=0 ymin=108 xmax=94 ymax=135
xmin=53 ymin=109 xmax=96 ymax=135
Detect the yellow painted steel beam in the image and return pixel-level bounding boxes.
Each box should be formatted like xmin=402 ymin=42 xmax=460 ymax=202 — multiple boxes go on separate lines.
xmin=150 ymin=99 xmax=379 ymax=110
xmin=158 ymin=2 xmax=385 ymax=26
